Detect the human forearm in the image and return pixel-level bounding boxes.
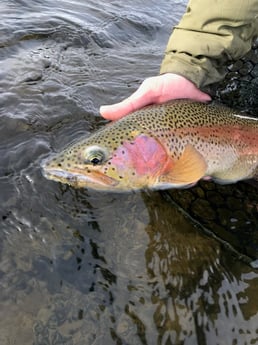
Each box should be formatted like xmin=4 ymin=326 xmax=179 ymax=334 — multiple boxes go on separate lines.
xmin=160 ymin=0 xmax=258 ymax=87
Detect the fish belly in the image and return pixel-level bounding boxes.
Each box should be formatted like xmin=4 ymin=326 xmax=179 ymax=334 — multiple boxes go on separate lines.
xmin=211 ymin=155 xmax=258 ymax=184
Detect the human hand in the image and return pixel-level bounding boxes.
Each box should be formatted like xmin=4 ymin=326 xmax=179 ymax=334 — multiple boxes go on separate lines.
xmin=100 ymin=73 xmax=211 ymax=120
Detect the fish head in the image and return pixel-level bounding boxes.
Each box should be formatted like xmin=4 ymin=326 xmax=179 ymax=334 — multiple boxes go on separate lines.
xmin=42 ymin=126 xmax=172 ymax=192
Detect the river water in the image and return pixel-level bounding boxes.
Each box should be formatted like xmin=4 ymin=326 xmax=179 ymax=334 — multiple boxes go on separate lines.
xmin=1 ymin=1 xmax=258 ymax=344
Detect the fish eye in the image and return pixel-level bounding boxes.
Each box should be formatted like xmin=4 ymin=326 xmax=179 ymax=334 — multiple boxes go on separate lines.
xmin=84 ymin=146 xmax=108 ymax=166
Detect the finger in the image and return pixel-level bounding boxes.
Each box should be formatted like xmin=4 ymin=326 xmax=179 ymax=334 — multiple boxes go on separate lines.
xmin=100 ymin=83 xmax=154 ymax=120
xmin=187 ymin=88 xmax=211 ymax=102
xmin=100 ymin=100 xmax=136 ymax=121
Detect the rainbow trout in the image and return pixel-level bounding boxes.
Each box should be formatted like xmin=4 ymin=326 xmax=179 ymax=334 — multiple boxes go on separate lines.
xmin=42 ymin=100 xmax=258 ymax=191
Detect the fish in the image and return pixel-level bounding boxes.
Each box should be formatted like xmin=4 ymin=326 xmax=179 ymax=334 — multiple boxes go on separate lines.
xmin=41 ymin=100 xmax=258 ymax=192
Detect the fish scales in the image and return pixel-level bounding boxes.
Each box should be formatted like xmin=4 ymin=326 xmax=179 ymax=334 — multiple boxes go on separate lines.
xmin=42 ymin=100 xmax=258 ymax=191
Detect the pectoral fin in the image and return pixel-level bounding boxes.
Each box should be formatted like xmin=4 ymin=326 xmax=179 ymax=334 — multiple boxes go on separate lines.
xmin=158 ymin=144 xmax=207 ymax=187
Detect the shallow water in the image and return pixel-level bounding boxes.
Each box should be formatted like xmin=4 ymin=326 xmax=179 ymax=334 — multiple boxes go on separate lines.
xmin=1 ymin=1 xmax=258 ymax=344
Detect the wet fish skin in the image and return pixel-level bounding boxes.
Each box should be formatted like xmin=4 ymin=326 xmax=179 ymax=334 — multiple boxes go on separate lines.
xmin=42 ymin=100 xmax=258 ymax=191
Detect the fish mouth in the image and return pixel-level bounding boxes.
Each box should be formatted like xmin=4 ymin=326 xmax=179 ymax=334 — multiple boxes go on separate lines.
xmin=42 ymin=164 xmax=119 ymax=190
